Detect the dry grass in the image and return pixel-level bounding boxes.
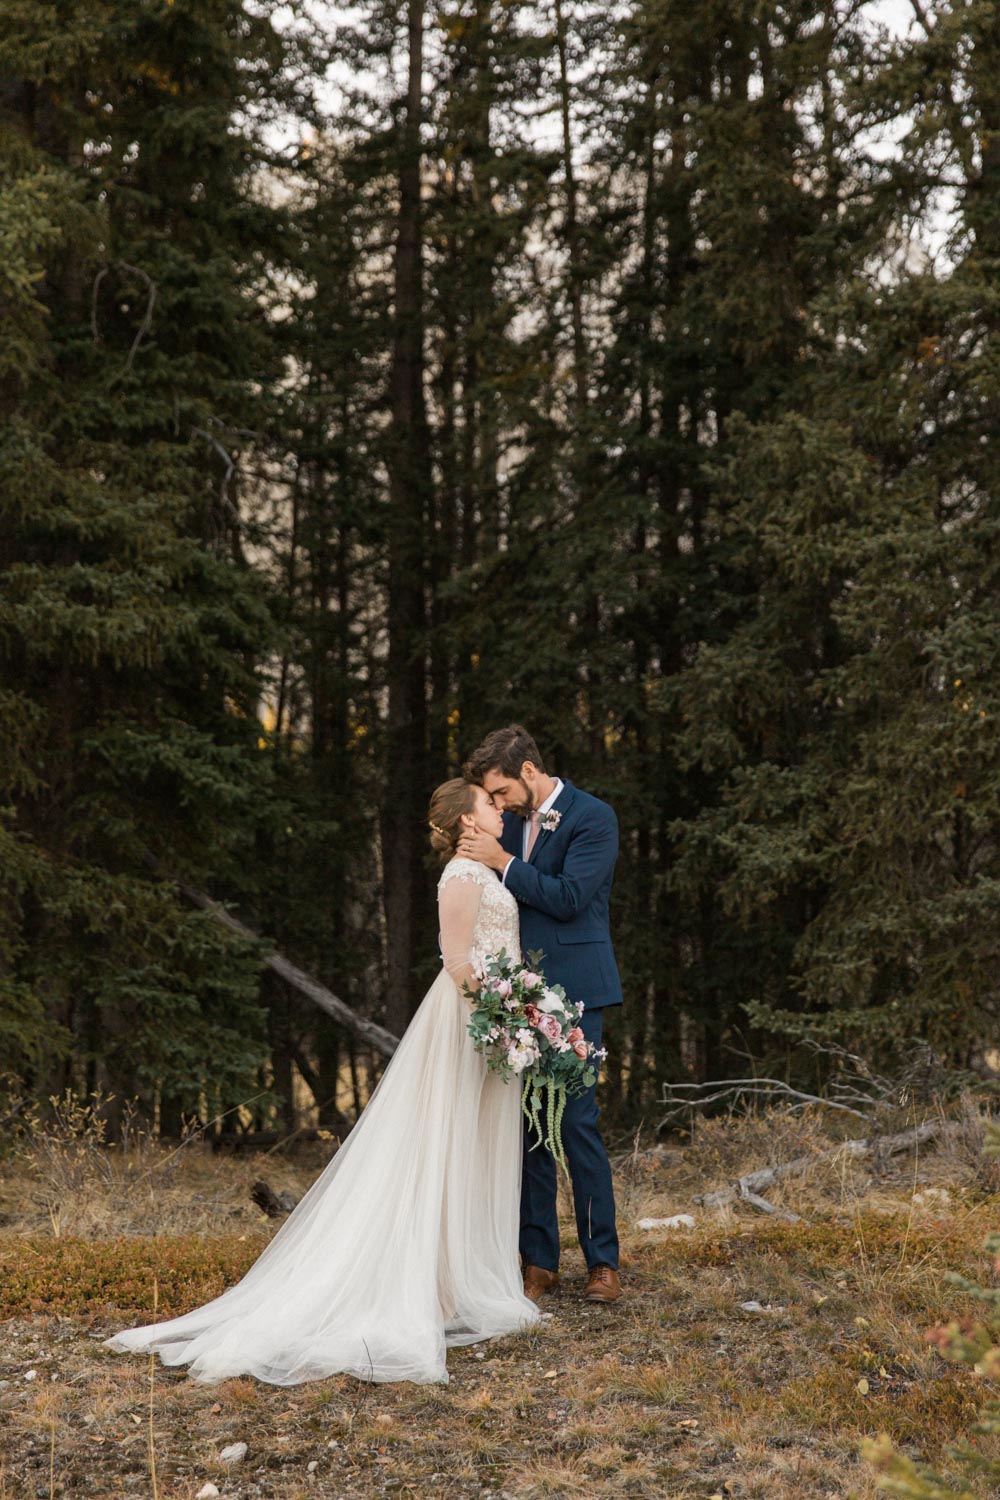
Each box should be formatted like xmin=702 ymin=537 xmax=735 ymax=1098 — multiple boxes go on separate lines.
xmin=1 ymin=1102 xmax=999 ymax=1498
xmin=0 ymin=1096 xmax=321 ymax=1242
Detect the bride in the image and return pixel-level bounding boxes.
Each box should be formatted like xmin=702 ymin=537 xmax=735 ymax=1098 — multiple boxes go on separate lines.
xmin=105 ymin=778 xmax=540 ymax=1385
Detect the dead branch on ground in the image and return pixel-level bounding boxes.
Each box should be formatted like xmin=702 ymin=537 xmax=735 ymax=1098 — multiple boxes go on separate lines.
xmin=696 ymin=1118 xmax=957 ymax=1221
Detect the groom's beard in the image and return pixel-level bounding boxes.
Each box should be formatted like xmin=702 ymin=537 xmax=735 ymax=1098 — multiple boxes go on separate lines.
xmin=505 ymin=779 xmax=533 ymax=820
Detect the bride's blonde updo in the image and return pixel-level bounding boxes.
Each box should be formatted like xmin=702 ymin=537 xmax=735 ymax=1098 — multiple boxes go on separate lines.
xmin=427 ymin=778 xmax=476 ymax=863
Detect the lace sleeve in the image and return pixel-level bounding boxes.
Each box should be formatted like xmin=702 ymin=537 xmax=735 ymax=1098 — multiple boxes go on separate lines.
xmin=438 ymin=872 xmax=484 ymax=1000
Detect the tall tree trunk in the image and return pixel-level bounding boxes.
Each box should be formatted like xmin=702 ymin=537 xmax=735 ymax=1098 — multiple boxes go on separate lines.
xmin=382 ymin=0 xmax=433 ymax=1033
xmin=554 ymin=0 xmax=588 ymax=415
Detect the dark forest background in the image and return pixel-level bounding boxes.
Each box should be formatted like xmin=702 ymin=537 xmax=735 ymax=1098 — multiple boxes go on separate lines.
xmin=2 ymin=0 xmax=999 ymax=1138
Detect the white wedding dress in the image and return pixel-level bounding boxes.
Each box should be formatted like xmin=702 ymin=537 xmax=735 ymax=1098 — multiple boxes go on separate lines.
xmin=104 ymin=858 xmax=539 ymax=1385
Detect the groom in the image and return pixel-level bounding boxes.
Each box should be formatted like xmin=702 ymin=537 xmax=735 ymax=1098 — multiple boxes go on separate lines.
xmin=459 ymin=724 xmax=622 ymax=1304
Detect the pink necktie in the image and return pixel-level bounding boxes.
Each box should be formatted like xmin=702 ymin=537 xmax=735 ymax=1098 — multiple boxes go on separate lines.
xmin=525 ymin=810 xmax=541 ymax=861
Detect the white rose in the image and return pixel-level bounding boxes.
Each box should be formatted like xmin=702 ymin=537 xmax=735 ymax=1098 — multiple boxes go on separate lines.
xmin=537 ymin=991 xmax=566 ymax=1014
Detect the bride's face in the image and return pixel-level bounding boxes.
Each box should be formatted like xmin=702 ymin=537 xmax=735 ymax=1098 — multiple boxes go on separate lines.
xmin=467 ymin=783 xmax=504 ymax=838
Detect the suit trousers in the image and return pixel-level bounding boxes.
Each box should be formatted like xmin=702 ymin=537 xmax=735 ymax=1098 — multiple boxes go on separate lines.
xmin=518 ymin=1006 xmax=619 ymax=1272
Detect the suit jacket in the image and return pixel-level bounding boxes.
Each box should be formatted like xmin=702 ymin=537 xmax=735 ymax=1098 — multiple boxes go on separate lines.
xmin=500 ymin=779 xmax=623 ymax=1010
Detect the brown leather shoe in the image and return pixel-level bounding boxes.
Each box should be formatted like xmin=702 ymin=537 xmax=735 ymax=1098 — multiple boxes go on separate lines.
xmin=523 ymin=1265 xmax=560 ymax=1302
xmin=584 ymin=1265 xmax=622 ymax=1303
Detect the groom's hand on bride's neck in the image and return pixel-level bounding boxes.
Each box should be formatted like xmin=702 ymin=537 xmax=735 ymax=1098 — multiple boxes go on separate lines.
xmin=457 ymin=826 xmax=512 ymax=873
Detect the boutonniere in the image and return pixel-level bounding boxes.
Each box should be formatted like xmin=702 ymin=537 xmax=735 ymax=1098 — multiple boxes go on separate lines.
xmin=540 ymin=809 xmax=562 ymax=835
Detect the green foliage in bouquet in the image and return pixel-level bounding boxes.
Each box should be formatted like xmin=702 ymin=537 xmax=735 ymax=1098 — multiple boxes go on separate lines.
xmin=464 ymin=949 xmax=600 ymax=1175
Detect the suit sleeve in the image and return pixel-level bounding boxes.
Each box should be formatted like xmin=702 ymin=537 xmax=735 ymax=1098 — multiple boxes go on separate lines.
xmin=503 ymin=806 xmax=618 ymax=921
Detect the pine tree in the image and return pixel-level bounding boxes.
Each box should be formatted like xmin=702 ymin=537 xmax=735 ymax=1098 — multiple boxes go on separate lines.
xmin=0 ymin=0 xmax=309 ymax=1125
xmin=666 ymin=0 xmax=1000 ymax=1069
xmin=249 ymin=130 xmax=391 ymax=1126
xmin=448 ymin=0 xmax=890 ymax=1104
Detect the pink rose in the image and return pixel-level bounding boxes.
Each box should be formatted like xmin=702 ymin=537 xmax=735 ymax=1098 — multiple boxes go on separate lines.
xmin=496 ymin=979 xmax=513 ymax=998
xmin=536 ymin=1014 xmax=561 ymax=1045
xmin=572 ymin=1040 xmax=589 ymax=1059
xmin=522 ymin=971 xmax=543 ymax=990
xmin=566 ymin=1027 xmax=584 ymax=1046
xmin=524 ymin=1003 xmax=541 ymax=1025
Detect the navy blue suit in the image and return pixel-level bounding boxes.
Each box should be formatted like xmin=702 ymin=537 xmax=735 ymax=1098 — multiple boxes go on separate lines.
xmin=501 ymin=780 xmax=621 ymax=1272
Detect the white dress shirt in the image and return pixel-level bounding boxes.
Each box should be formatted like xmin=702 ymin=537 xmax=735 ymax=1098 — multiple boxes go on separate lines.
xmin=502 ymin=778 xmax=563 ymax=885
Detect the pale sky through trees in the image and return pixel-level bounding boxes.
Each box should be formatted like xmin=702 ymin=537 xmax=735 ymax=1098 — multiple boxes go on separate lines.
xmin=269 ymin=0 xmax=948 ymax=254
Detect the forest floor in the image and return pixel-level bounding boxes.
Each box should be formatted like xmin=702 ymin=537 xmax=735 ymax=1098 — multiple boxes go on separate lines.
xmin=1 ymin=1103 xmax=999 ymax=1500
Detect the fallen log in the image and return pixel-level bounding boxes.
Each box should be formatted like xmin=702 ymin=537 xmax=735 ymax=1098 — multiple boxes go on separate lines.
xmin=160 ymin=866 xmax=401 ymax=1060
xmin=738 ymin=1187 xmax=801 ymax=1222
xmin=696 ymin=1118 xmax=954 ymax=1220
xmin=251 ymin=1180 xmax=300 ymax=1217
xmin=212 ymin=1126 xmax=348 ymax=1153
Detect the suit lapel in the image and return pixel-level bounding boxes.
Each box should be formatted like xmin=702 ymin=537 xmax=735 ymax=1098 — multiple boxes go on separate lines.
xmin=530 ymin=780 xmax=577 ymax=864
xmin=552 ymin=779 xmax=576 ymax=817
xmin=501 ymin=782 xmax=578 ymax=865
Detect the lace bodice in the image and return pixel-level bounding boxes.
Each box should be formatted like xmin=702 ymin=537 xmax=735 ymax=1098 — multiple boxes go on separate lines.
xmin=437 ymin=858 xmax=520 ymax=981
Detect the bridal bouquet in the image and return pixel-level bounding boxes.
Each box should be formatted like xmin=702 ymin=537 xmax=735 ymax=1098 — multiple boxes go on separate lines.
xmin=464 ymin=950 xmax=605 ymax=1174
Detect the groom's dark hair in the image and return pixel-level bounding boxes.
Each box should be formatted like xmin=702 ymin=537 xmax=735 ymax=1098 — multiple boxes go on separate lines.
xmin=464 ymin=724 xmax=546 ymax=782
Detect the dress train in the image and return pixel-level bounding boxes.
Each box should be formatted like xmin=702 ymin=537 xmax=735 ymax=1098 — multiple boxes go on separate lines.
xmin=104 ymin=966 xmax=538 ymax=1385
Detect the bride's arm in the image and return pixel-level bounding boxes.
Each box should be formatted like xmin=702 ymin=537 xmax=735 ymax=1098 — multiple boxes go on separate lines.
xmin=439 ymin=874 xmax=484 ymax=1001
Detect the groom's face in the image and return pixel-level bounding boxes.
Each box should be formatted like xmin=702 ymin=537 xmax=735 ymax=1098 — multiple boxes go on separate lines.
xmin=481 ymin=766 xmax=534 ymax=819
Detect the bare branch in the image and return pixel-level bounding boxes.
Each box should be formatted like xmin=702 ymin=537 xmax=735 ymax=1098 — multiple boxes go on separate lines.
xmin=90 ymin=265 xmax=109 ymax=343
xmin=178 ymin=877 xmax=401 ymax=1059
xmin=140 ymin=851 xmax=400 ymax=1059
xmin=190 ymin=425 xmax=248 ymax=531
xmin=696 ymin=1119 xmax=952 ymax=1216
xmin=117 ymin=262 xmax=157 ymax=377
xmin=737 ymin=1186 xmax=800 ymax=1222
xmin=91 ymin=261 xmax=158 ymax=378
xmin=658 ymin=1077 xmax=871 ymax=1127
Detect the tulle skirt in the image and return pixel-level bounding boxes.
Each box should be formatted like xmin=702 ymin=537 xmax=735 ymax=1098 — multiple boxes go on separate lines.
xmin=104 ymin=969 xmax=539 ymax=1385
